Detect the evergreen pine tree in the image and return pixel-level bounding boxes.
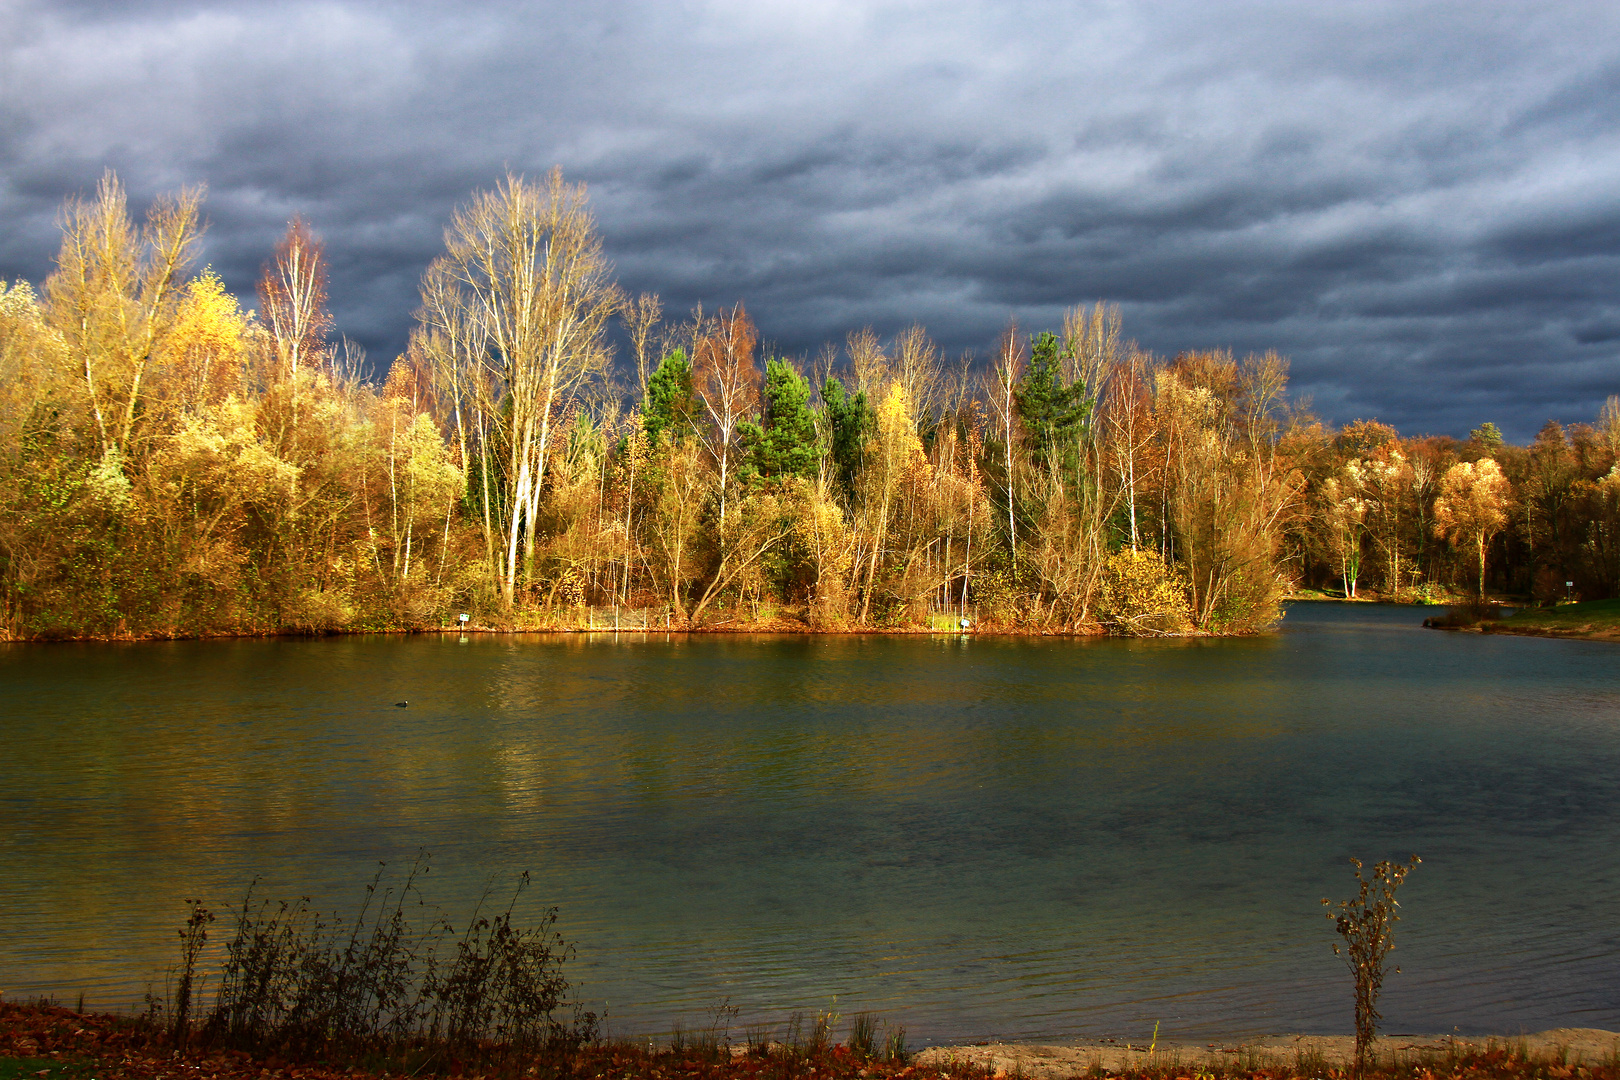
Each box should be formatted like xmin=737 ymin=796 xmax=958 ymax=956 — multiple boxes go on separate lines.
xmin=822 ymin=375 xmax=875 ymax=499
xmin=1015 ymin=331 xmax=1088 ymax=473
xmin=643 ymin=348 xmax=694 ymax=445
xmin=754 ymin=358 xmax=819 ymax=480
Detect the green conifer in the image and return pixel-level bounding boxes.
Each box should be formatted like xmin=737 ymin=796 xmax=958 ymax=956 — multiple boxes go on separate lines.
xmin=754 ymin=358 xmax=818 ymax=480
xmin=643 ymin=348 xmax=694 ymax=445
xmin=822 ymin=375 xmax=875 ymax=499
xmin=1015 ymin=331 xmax=1088 ymax=473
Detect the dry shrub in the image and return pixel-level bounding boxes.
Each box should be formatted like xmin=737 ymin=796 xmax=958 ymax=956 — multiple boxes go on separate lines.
xmin=1323 ymin=855 xmax=1421 ymax=1074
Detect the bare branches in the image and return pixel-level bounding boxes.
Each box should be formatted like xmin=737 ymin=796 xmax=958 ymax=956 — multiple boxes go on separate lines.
xmin=1323 ymin=856 xmax=1421 ymax=1073
xmin=693 ymin=303 xmax=759 ymax=531
xmin=418 ymin=168 xmax=622 ymax=606
xmin=625 ymin=292 xmax=662 ymax=396
xmin=258 ymin=217 xmax=332 ymax=390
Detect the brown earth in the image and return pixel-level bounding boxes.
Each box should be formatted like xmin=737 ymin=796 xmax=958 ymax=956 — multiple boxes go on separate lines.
xmin=5 ymin=1001 xmax=1617 ymax=1080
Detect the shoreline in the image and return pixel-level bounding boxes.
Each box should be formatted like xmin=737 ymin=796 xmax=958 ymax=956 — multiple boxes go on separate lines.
xmin=19 ymin=596 xmax=1620 ymax=644
xmin=918 ymin=1030 xmax=1620 ymax=1077
xmin=5 ymin=999 xmax=1616 ymax=1080
xmin=1422 ymin=598 xmax=1620 ymax=642
xmin=1426 ymin=621 xmax=1620 ymax=642
xmin=0 ymin=619 xmax=1212 ymax=645
xmin=10 ymin=596 xmax=1523 ymax=646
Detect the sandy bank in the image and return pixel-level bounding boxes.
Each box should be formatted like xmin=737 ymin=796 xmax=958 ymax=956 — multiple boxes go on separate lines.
xmin=918 ymin=1030 xmax=1620 ymax=1077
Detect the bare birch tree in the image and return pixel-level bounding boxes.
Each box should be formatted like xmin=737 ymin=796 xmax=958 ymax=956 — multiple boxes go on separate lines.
xmin=625 ymin=292 xmax=662 ymax=396
xmin=987 ymin=325 xmax=1025 ymax=567
xmin=417 ymin=169 xmax=621 ymax=606
xmin=693 ymin=304 xmax=760 ymax=532
xmin=258 ymin=217 xmax=333 ymax=418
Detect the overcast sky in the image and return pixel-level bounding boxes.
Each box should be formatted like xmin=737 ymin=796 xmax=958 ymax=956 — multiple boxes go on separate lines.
xmin=3 ymin=1 xmax=1618 ymax=441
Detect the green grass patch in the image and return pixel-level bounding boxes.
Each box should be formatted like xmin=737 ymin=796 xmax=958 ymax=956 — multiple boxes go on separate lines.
xmin=1288 ymin=588 xmax=1337 ymax=600
xmin=0 ymin=1058 xmax=98 ymax=1080
xmin=1498 ymin=597 xmax=1620 ymax=632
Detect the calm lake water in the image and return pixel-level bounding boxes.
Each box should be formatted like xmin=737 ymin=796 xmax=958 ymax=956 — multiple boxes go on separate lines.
xmin=3 ymin=603 xmax=1619 ymax=1044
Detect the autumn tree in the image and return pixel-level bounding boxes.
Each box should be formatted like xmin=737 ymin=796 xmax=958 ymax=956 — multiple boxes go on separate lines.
xmin=890 ymin=324 xmax=948 ymax=431
xmin=1434 ymin=457 xmax=1512 ymax=597
xmin=258 ymin=217 xmax=333 ymax=420
xmin=1318 ymin=461 xmax=1369 ymax=598
xmin=643 ymin=437 xmax=709 ymax=621
xmin=417 ymin=169 xmax=621 ymax=606
xmin=1105 ymin=349 xmax=1156 ymax=550
xmin=1600 ymin=397 xmax=1620 ymax=463
xmin=857 ymin=381 xmax=927 ymax=623
xmin=1158 ymin=350 xmax=1299 ymax=631
xmin=371 ymin=360 xmax=464 ymax=598
xmin=45 ymin=170 xmax=203 ymax=460
xmin=165 ymin=270 xmax=250 ymax=414
xmin=1523 ymin=421 xmax=1578 ymax=584
xmin=693 ymin=304 xmax=760 ymax=530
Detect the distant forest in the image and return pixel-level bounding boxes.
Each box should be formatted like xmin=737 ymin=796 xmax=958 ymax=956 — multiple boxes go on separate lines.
xmin=2 ymin=170 xmax=1616 ymax=640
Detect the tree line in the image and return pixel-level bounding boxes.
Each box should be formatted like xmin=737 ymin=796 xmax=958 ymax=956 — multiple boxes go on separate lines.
xmin=1 ymin=170 xmax=1614 ymax=640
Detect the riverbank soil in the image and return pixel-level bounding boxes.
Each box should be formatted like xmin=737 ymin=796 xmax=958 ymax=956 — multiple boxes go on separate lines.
xmin=6 ymin=1003 xmax=1618 ymax=1080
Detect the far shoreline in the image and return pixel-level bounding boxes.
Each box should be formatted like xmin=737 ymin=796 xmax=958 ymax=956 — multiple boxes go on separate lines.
xmin=15 ymin=596 xmax=1620 ymax=644
xmin=1421 ymin=597 xmax=1620 ymax=642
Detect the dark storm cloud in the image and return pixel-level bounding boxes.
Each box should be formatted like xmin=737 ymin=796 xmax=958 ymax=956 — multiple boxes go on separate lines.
xmin=3 ymin=0 xmax=1619 ymax=441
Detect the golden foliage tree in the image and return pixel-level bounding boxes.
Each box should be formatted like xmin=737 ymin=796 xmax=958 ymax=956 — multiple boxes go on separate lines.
xmin=45 ymin=170 xmax=203 ymax=460
xmin=1434 ymin=457 xmax=1512 ymax=597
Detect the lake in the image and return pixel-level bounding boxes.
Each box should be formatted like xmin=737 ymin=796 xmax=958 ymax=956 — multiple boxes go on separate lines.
xmin=2 ymin=603 xmax=1618 ymax=1045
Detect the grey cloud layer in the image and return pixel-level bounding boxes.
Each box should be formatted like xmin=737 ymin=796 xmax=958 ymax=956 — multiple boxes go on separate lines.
xmin=3 ymin=0 xmax=1618 ymax=440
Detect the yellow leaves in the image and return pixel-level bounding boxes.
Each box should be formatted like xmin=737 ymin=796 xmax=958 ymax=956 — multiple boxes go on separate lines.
xmin=398 ymin=412 xmax=462 ymax=503
xmin=1154 ymin=370 xmax=1219 ymax=430
xmin=1597 ymin=465 xmax=1620 ymax=508
xmin=1434 ymin=458 xmax=1511 ymax=541
xmin=171 ymin=270 xmax=246 ymax=353
xmin=0 ymin=277 xmax=35 ymax=316
xmin=1097 ymin=547 xmax=1192 ymax=635
xmin=798 ymin=485 xmax=855 ymax=576
xmin=86 ymin=445 xmax=133 ymax=508
xmin=875 ymin=381 xmax=916 ymax=447
xmin=0 ymin=278 xmax=69 ymax=426
xmin=869 ymin=381 xmax=929 ymax=486
xmin=163 ymin=269 xmax=250 ymax=410
xmin=162 ymin=400 xmax=300 ymax=500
